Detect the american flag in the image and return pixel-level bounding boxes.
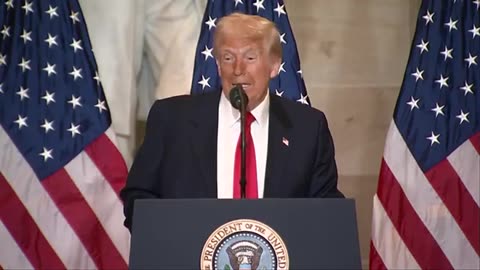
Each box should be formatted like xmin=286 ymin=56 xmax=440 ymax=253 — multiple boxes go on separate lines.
xmin=370 ymin=0 xmax=479 ymax=269
xmin=0 ymin=0 xmax=129 ymax=269
xmin=191 ymin=0 xmax=310 ymax=105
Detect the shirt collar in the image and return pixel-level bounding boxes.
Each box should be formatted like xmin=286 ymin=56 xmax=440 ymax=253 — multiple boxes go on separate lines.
xmin=219 ymin=90 xmax=270 ymax=128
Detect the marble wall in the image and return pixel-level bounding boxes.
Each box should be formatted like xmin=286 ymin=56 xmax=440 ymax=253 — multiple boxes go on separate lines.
xmin=285 ymin=0 xmax=421 ymax=267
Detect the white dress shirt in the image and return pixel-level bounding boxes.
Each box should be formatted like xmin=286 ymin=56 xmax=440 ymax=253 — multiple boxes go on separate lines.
xmin=217 ymin=92 xmax=270 ymax=198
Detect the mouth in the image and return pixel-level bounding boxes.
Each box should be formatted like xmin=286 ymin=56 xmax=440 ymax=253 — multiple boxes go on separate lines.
xmin=232 ymin=83 xmax=251 ymax=90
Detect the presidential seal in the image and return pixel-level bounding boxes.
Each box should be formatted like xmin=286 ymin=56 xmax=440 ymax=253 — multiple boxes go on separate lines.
xmin=200 ymin=219 xmax=289 ymax=270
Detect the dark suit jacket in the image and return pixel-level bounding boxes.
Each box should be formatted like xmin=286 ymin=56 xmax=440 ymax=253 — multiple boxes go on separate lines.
xmin=120 ymin=90 xmax=343 ymax=229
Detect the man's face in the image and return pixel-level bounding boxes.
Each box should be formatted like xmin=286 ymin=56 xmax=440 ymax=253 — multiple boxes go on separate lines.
xmin=216 ymin=36 xmax=280 ymax=111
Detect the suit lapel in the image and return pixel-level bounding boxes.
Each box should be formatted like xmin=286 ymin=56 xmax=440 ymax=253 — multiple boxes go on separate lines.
xmin=189 ymin=91 xmax=221 ymax=197
xmin=264 ymin=94 xmax=293 ymax=197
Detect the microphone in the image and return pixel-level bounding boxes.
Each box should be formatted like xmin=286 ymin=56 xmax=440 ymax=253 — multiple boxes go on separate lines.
xmin=229 ymin=84 xmax=248 ymax=199
xmin=229 ymin=84 xmax=248 ymax=110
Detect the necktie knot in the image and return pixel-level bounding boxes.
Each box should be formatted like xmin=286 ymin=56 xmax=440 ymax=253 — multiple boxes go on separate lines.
xmin=245 ymin=112 xmax=255 ymax=127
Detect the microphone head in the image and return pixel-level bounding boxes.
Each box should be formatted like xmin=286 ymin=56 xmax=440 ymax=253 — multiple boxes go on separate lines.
xmin=229 ymin=84 xmax=248 ymax=110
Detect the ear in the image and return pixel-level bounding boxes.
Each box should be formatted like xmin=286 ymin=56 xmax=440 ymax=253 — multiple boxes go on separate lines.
xmin=269 ymin=58 xmax=281 ymax=79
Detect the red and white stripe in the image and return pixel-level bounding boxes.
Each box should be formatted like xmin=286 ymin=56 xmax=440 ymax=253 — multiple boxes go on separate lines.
xmin=0 ymin=127 xmax=130 ymax=269
xmin=0 ymin=217 xmax=33 ymax=269
xmin=371 ymin=195 xmax=419 ymax=269
xmin=370 ymin=121 xmax=480 ymax=269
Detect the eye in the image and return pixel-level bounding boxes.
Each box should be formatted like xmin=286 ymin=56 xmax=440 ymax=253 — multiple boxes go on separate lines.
xmin=246 ymin=54 xmax=257 ymax=61
xmin=222 ymin=54 xmax=233 ymax=62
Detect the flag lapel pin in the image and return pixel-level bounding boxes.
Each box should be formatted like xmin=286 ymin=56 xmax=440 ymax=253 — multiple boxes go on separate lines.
xmin=282 ymin=137 xmax=289 ymax=146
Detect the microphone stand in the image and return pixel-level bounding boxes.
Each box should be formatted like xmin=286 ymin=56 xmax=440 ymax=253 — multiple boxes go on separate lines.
xmin=238 ymin=86 xmax=248 ymax=199
xmin=229 ymin=84 xmax=249 ymax=199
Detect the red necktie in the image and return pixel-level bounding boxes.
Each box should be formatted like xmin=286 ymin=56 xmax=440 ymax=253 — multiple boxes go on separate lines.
xmin=233 ymin=112 xmax=258 ymax=199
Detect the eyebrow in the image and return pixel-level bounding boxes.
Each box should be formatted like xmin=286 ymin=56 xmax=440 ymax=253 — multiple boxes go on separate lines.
xmin=220 ymin=47 xmax=261 ymax=56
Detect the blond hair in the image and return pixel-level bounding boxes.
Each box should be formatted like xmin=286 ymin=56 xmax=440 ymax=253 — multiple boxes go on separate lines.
xmin=213 ymin=12 xmax=282 ymax=60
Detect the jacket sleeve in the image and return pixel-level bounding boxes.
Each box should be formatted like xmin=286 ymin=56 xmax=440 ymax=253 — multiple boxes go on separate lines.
xmin=119 ymin=100 xmax=166 ymax=231
xmin=308 ymin=112 xmax=344 ymax=198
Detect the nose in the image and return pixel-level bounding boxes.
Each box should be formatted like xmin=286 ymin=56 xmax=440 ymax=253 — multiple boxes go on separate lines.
xmin=233 ymin=59 xmax=246 ymax=76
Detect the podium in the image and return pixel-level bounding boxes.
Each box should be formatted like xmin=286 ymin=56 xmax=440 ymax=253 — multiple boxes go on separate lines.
xmin=129 ymin=198 xmax=361 ymax=269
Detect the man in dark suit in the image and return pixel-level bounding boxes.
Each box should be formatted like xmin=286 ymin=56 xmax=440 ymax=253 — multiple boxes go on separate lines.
xmin=120 ymin=12 xmax=343 ymax=230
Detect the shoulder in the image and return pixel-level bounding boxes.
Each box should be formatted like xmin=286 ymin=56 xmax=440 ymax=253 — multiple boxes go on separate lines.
xmin=148 ymin=91 xmax=220 ymax=118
